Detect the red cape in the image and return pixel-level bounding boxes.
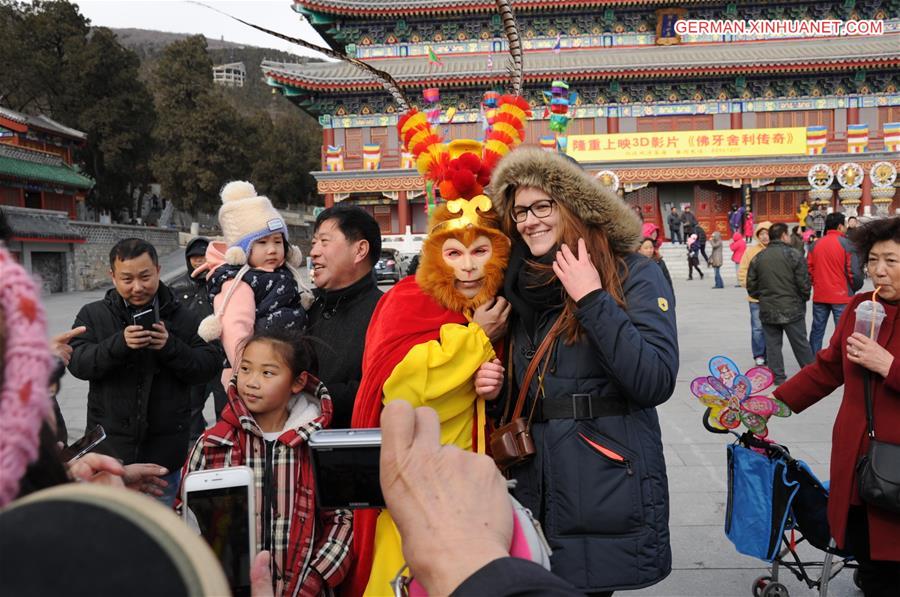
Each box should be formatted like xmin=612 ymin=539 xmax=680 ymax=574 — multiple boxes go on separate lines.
xmin=345 ymin=276 xmax=466 ymax=596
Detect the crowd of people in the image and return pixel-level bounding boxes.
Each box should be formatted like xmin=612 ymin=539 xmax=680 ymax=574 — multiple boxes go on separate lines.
xmin=2 ymin=147 xmax=899 ymax=595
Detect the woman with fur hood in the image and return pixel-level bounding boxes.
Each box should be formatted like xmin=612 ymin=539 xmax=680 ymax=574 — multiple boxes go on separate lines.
xmin=483 ymin=148 xmax=679 ymax=595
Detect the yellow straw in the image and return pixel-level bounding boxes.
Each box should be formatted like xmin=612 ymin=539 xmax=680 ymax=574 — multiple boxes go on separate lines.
xmin=871 ymin=287 xmax=881 ymax=339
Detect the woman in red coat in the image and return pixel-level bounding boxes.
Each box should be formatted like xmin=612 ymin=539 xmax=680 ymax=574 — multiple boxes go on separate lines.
xmin=774 ymin=217 xmax=900 ymax=596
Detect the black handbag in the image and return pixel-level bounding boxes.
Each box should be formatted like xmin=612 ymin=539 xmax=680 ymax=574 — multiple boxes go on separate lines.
xmin=856 ymin=371 xmax=900 ymax=514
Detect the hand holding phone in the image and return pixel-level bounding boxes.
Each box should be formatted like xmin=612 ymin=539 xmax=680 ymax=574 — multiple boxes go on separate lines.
xmin=124 ymin=325 xmax=152 ymax=350
xmin=147 ymin=321 xmax=168 ymax=351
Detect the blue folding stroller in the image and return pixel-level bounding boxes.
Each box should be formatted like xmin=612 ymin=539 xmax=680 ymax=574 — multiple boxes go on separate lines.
xmin=725 ymin=432 xmax=860 ymax=597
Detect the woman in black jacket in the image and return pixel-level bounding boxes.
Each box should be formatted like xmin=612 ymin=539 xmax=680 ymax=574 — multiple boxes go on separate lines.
xmin=482 ymin=148 xmax=679 ymax=595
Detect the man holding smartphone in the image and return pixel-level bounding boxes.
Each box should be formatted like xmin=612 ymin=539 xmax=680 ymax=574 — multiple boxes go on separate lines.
xmin=68 ymin=238 xmax=220 ymax=505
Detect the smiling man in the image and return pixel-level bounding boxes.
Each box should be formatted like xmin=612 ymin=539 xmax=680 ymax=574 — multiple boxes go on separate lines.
xmin=306 ymin=205 xmax=383 ymax=429
xmin=68 ymin=238 xmax=220 ymax=505
xmin=348 ymin=195 xmax=511 ymax=595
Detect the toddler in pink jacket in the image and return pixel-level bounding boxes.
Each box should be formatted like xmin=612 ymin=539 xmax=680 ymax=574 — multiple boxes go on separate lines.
xmin=196 ymin=181 xmax=308 ymax=386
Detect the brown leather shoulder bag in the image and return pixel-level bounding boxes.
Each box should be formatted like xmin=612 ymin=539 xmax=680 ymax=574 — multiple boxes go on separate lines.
xmin=490 ymin=316 xmax=563 ymax=470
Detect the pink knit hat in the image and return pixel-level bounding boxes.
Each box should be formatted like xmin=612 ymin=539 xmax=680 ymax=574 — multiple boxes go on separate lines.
xmin=0 ymin=246 xmax=53 ymax=507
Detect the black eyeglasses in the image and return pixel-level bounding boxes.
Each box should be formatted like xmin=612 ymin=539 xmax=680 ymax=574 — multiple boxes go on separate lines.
xmin=511 ymin=199 xmax=556 ymax=223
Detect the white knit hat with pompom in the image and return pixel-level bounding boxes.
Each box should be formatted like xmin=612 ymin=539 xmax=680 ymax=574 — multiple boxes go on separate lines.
xmin=218 ymin=181 xmax=291 ymax=266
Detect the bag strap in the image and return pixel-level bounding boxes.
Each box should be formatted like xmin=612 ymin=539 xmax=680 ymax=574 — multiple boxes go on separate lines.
xmin=863 ymin=370 xmax=875 ymax=439
xmin=510 ymin=314 xmax=565 ymax=421
xmin=499 ymin=335 xmax=516 ymax=425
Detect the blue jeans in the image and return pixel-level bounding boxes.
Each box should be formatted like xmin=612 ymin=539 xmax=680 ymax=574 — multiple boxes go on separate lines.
xmin=158 ymin=469 xmax=182 ymax=507
xmin=749 ymin=302 xmax=766 ymax=361
xmin=809 ymin=302 xmax=846 ymax=354
xmin=713 ymin=266 xmax=723 ymax=288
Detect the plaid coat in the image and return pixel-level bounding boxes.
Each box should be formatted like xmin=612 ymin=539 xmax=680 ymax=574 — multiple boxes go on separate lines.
xmin=179 ymin=377 xmax=352 ymax=596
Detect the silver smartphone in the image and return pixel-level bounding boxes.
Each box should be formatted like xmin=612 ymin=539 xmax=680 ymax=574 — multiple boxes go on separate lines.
xmin=60 ymin=424 xmax=106 ymax=463
xmin=182 ymin=466 xmax=255 ymax=597
xmin=308 ymin=428 xmax=384 ymax=509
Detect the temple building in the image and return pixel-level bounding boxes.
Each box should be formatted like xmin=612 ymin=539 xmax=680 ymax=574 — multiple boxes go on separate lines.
xmin=0 ymin=106 xmax=92 ymax=292
xmin=263 ymin=0 xmax=900 ymax=244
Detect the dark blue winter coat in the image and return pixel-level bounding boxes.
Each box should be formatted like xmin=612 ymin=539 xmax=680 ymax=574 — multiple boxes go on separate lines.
xmin=507 ymin=253 xmax=679 ymax=593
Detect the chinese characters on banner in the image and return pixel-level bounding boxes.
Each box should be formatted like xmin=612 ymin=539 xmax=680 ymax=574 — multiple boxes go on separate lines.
xmin=566 ymin=127 xmax=808 ymax=162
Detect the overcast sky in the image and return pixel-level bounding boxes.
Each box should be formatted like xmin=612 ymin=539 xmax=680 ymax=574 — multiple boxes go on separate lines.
xmin=70 ymin=1 xmax=328 ymax=57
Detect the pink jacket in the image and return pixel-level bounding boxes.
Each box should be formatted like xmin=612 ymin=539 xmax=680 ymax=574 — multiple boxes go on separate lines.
xmin=198 ymin=241 xmax=285 ymax=387
xmin=729 ymin=232 xmax=746 ymax=264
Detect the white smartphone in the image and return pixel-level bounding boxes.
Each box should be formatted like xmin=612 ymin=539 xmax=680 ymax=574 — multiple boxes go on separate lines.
xmin=309 ymin=428 xmax=384 ymax=509
xmin=182 ymin=466 xmax=256 ymax=597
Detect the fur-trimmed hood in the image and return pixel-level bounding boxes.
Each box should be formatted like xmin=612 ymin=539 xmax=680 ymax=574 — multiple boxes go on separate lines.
xmin=490 ymin=147 xmax=642 ymax=254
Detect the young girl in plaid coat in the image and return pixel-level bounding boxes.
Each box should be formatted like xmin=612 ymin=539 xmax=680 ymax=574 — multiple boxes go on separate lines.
xmin=179 ymin=329 xmax=351 ymax=596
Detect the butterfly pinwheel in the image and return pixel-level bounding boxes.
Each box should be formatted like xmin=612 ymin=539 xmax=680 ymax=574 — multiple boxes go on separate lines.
xmin=691 ymin=356 xmax=791 ymax=438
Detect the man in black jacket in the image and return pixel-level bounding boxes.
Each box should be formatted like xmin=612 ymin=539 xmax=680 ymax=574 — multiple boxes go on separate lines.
xmin=307 ymin=205 xmax=383 ymax=428
xmin=747 ymin=223 xmax=815 ymax=385
xmin=667 ymin=207 xmax=682 ymax=244
xmin=68 ymin=238 xmax=220 ymax=504
xmin=681 ymin=205 xmax=698 ymax=238
xmin=169 ymin=236 xmax=227 ymax=438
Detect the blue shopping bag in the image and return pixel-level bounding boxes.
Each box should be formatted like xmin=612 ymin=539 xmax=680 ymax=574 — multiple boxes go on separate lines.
xmin=725 ymin=443 xmax=799 ymax=561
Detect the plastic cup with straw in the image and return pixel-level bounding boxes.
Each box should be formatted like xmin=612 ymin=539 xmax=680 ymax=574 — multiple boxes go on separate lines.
xmin=854 ymin=286 xmax=886 ymax=340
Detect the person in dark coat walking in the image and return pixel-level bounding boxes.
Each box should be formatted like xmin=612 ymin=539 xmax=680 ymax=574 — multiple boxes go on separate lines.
xmin=681 ymin=205 xmax=698 ymax=238
xmin=68 ymin=239 xmax=220 ymax=505
xmin=169 ymin=236 xmax=227 ymax=439
xmin=487 ymin=148 xmax=678 ymax=595
xmin=307 ymin=205 xmax=384 ymax=429
xmin=746 ymin=223 xmax=814 ymax=385
xmin=774 ymin=217 xmax=900 ymax=595
xmin=667 ymin=207 xmax=683 ymax=244
xmin=695 ymin=223 xmax=709 ymax=265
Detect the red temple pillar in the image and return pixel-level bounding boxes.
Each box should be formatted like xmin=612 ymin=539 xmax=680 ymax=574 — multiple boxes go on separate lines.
xmin=324 ymin=193 xmax=334 ymax=208
xmin=398 ymin=190 xmax=409 ymax=233
xmin=731 ymin=111 xmax=743 ymax=130
xmin=861 ymin=168 xmax=872 ymax=214
xmin=322 ymin=129 xmax=335 ymax=170
xmin=607 ymin=116 xmax=619 ymax=134
xmin=847 ymin=106 xmax=859 ymax=126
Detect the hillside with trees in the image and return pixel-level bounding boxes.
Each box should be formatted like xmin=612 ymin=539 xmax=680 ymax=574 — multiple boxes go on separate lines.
xmin=0 ymin=1 xmax=323 ymax=221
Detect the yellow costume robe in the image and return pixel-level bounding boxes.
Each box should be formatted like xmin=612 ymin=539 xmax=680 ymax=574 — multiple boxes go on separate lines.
xmin=364 ymin=322 xmax=495 ymax=596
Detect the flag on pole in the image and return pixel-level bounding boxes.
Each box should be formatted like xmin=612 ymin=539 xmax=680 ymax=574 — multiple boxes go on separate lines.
xmin=553 ymin=32 xmax=561 ymax=53
xmin=426 ymin=46 xmax=443 ymax=66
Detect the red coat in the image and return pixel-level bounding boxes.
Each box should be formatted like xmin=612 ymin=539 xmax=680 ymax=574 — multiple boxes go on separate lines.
xmin=807 ymin=230 xmax=863 ymax=304
xmin=730 ymin=232 xmax=746 ymax=264
xmin=774 ymin=293 xmax=900 ymax=561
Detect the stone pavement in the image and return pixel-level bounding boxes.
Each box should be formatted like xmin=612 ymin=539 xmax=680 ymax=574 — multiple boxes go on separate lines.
xmin=42 ymin=258 xmax=868 ymax=597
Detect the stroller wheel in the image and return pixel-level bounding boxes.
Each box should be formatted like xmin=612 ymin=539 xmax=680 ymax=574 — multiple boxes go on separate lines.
xmin=752 ymin=575 xmax=771 ymax=597
xmin=761 ymin=581 xmax=789 ymax=597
